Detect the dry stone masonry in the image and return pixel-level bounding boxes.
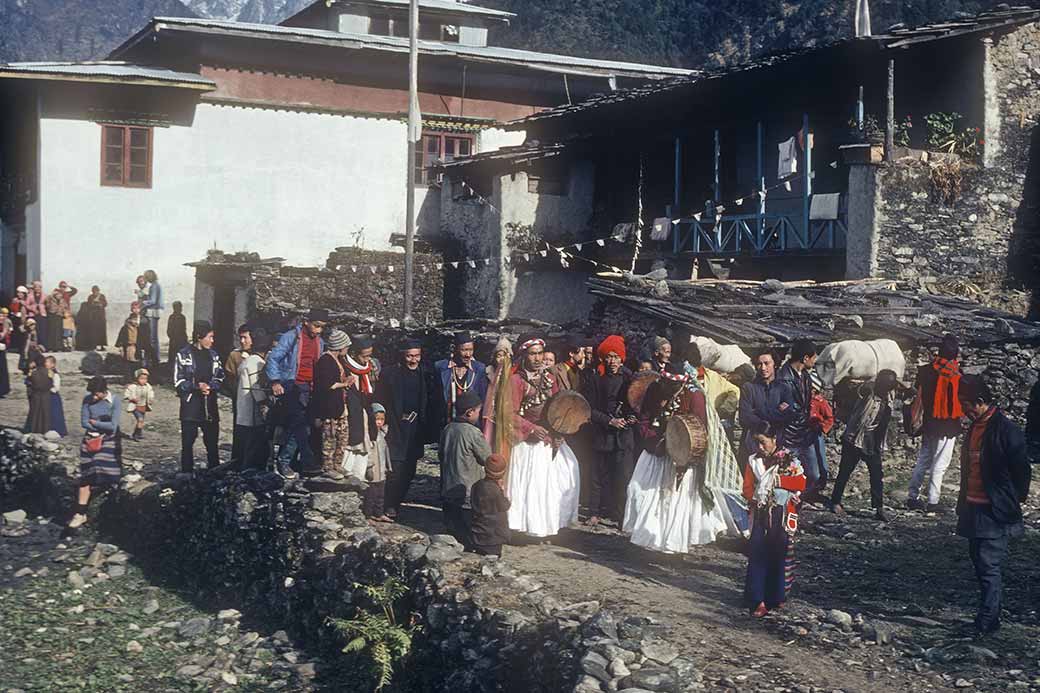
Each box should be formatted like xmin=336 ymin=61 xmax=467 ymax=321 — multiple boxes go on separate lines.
xmin=97 ymin=469 xmax=697 ymax=692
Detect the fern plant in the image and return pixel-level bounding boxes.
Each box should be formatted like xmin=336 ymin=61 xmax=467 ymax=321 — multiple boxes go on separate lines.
xmin=328 ymin=578 xmax=415 ymax=691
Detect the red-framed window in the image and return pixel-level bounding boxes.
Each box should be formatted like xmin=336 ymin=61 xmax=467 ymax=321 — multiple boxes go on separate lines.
xmin=100 ymin=124 xmax=152 ymax=188
xmin=414 ymin=131 xmax=474 ymax=186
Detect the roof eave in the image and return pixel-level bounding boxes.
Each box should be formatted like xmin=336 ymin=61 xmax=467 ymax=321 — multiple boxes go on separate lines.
xmin=0 ymin=70 xmax=215 ymax=91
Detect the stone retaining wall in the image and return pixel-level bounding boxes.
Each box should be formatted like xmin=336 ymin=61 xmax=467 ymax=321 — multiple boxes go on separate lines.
xmin=98 ymin=471 xmax=697 ymax=692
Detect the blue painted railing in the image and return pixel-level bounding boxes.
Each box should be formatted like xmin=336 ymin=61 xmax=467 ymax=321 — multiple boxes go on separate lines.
xmin=670 ymin=212 xmax=846 ymax=255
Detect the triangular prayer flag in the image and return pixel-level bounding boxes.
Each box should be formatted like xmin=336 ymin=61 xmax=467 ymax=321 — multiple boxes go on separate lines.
xmin=451 ymin=262 xmax=459 ymax=269
xmin=735 ymin=197 xmax=743 ymax=206
xmin=483 ymin=258 xmax=491 ymax=266
xmin=539 ymin=249 xmax=548 ymax=257
xmin=523 ymin=253 xmax=530 ymax=262
xmin=467 ymin=260 xmax=476 ymax=268
xmin=596 ymin=239 xmax=606 ymax=247
xmin=370 ymin=266 xmax=377 ymax=274
xmin=436 ymin=263 xmax=443 ymax=270
xmin=387 ymin=265 xmax=394 ymax=273
xmin=693 ymin=213 xmax=702 ymax=221
xmin=350 ymin=266 xmax=357 ymax=273
xmin=576 ymin=243 xmax=583 ymax=251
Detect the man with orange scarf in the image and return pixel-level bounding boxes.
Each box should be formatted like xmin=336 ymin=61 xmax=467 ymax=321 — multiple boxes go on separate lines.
xmin=908 ymin=334 xmax=964 ymax=512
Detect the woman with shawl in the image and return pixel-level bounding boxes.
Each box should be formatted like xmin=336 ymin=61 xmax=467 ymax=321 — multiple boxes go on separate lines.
xmin=76 ymin=286 xmax=108 ymax=350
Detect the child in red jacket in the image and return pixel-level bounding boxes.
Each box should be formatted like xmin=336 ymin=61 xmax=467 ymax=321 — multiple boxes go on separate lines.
xmin=743 ymin=423 xmax=806 ymax=617
xmin=806 ymin=370 xmax=834 ymax=500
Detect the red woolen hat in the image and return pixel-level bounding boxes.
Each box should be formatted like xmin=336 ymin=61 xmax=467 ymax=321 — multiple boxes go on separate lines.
xmin=597 ymin=335 xmax=626 ymax=362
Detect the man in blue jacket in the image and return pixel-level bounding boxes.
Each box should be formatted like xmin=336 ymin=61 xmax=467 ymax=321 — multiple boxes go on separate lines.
xmin=266 ymin=309 xmax=327 ymax=478
xmin=956 ymin=375 xmax=1031 ymax=638
xmin=434 ymin=332 xmax=487 ymax=427
xmin=738 ymin=348 xmax=797 ymax=465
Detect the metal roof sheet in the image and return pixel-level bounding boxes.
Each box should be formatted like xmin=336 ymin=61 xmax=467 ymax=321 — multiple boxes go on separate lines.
xmin=506 ymin=6 xmax=1040 ymax=129
xmin=121 ymin=17 xmax=694 ymax=79
xmin=0 ymin=61 xmax=215 ymax=89
xmin=321 ymin=0 xmax=516 ymax=20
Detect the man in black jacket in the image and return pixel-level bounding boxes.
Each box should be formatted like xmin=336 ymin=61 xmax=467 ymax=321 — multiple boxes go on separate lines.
xmin=956 ymin=375 xmax=1032 ymax=638
xmin=377 ymin=339 xmax=437 ymax=517
xmin=586 ymin=335 xmax=635 ymax=526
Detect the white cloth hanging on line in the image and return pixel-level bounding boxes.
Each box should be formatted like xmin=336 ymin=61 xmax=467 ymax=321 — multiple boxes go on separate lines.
xmin=778 ymin=136 xmax=798 ymax=180
xmin=651 ymin=217 xmax=673 ymax=241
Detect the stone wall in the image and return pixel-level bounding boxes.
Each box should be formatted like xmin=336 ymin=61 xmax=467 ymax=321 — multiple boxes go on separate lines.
xmin=98 ymin=472 xmax=696 ymax=693
xmin=871 ymin=23 xmax=1040 ymax=315
xmin=439 ymin=160 xmax=598 ymax=322
xmin=252 ymin=247 xmax=445 ymax=327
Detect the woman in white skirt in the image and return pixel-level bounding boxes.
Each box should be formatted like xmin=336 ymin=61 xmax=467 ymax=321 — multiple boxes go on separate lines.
xmin=505 ymin=337 xmax=580 ymax=538
xmin=624 ymin=373 xmax=724 ymax=553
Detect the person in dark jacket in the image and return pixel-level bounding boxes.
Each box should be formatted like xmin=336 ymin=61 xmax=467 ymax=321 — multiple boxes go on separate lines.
xmin=738 ymin=349 xmax=798 ymax=464
xmin=830 ymin=369 xmax=898 ymax=521
xmin=586 ymin=335 xmax=636 ymax=526
xmin=435 ymin=332 xmax=488 ymax=427
xmin=777 ymin=338 xmax=822 ymax=497
xmin=24 ymin=353 xmax=51 ymax=434
xmin=174 ymin=321 xmax=225 ymax=474
xmin=377 ymin=339 xmax=438 ymax=517
xmin=166 ymin=301 xmax=188 ymax=365
xmin=342 ymin=335 xmax=378 ymax=480
xmin=909 ymin=334 xmax=965 ymax=512
xmin=955 ymin=375 xmax=1031 ymax=638
xmin=313 ymin=330 xmax=354 ymax=474
xmin=470 ymin=453 xmax=511 ymax=556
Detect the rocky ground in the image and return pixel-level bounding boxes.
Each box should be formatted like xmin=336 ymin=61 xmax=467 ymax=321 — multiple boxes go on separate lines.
xmin=1 ymin=350 xmax=1039 ymax=692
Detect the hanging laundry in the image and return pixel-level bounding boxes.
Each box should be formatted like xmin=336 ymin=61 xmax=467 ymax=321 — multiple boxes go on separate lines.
xmin=651 ymin=217 xmax=672 ymax=241
xmin=778 ymin=136 xmax=798 ymax=179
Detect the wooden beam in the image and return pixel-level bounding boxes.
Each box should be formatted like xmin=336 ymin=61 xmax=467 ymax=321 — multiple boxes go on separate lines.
xmin=885 ymin=58 xmax=895 ymax=163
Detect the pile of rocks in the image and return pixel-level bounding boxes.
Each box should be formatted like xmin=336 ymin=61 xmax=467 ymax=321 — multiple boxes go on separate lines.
xmin=0 ymin=428 xmax=71 ymax=518
xmin=98 ymin=470 xmax=695 ymax=692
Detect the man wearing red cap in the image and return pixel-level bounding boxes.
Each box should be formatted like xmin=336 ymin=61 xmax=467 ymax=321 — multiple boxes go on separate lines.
xmin=586 ymin=335 xmax=636 ymax=526
xmin=505 ymin=336 xmax=580 ymax=538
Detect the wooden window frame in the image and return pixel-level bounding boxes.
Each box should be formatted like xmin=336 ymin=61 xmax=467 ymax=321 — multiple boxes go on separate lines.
xmin=100 ymin=124 xmax=153 ymax=189
xmin=414 ymin=130 xmax=475 ymax=186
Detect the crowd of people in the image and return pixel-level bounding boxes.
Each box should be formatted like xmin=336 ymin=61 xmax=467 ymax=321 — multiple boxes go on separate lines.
xmin=4 ymin=299 xmax=1029 ymax=639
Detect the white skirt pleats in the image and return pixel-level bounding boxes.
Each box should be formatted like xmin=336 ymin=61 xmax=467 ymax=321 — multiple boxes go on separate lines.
xmin=624 ymin=451 xmax=727 ymax=554
xmin=506 ymin=440 xmax=580 ymax=538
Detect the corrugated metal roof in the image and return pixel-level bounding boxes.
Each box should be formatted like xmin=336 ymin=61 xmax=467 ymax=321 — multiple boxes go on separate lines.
xmin=434 ymin=142 xmax=567 ymax=171
xmin=0 ymin=61 xmax=215 ymax=89
xmin=117 ymin=17 xmax=694 ymax=79
xmin=325 ymin=0 xmax=515 ymax=20
xmin=506 ymin=6 xmax=1040 ymax=129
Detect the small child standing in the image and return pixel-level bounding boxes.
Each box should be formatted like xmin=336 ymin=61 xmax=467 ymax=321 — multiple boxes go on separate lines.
xmin=364 ymin=403 xmax=393 ymax=523
xmin=807 ymin=370 xmax=835 ymax=501
xmin=45 ymin=355 xmax=67 ymax=437
xmin=124 ymin=368 xmax=155 ymax=441
xmin=743 ymin=423 xmax=806 ymax=617
xmin=469 ymin=454 xmax=511 ymax=557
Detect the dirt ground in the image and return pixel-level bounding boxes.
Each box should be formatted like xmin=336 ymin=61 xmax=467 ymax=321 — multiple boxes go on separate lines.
xmin=3 ymin=351 xmax=1039 ymax=692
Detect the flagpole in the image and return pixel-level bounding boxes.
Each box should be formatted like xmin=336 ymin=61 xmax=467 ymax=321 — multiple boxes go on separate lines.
xmin=404 ymin=0 xmax=419 ymax=323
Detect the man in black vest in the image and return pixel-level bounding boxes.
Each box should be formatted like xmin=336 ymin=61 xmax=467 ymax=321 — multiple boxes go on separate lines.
xmin=956 ymin=375 xmax=1031 ymax=638
xmin=378 ymin=338 xmax=437 ymax=518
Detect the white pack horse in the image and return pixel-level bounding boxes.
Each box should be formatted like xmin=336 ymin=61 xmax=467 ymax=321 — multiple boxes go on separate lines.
xmin=690 ymin=336 xmax=752 ymax=374
xmin=816 ymin=339 xmax=906 ymax=387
